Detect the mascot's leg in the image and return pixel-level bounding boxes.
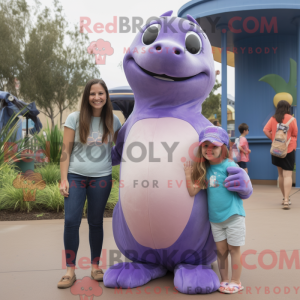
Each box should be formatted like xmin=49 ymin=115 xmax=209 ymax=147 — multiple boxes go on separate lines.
xmin=104 ymin=262 xmax=167 ymax=288
xmin=174 ymin=263 xmax=220 ymax=294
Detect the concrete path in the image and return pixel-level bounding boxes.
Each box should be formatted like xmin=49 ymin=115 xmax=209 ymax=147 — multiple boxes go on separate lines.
xmin=1 ymin=185 xmax=300 ymax=299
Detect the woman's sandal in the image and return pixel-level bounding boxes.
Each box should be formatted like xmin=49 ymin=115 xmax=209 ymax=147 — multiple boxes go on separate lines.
xmin=91 ymin=268 xmax=104 ymax=281
xmin=57 ymin=274 xmax=76 ymax=289
xmin=282 ymin=197 xmax=291 ymax=205
xmin=223 ymin=282 xmax=244 ymax=294
xmin=218 ymin=281 xmax=229 ymax=292
xmin=283 ymin=200 xmax=290 ymax=210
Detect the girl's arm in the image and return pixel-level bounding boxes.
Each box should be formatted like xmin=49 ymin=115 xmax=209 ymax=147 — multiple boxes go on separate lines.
xmin=184 ymin=161 xmax=202 ymax=197
xmin=60 ymin=127 xmax=75 ymax=197
xmin=185 ymin=176 xmax=202 ymax=197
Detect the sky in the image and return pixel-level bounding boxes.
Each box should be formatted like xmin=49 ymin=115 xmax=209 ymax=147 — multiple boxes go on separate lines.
xmin=27 ymin=0 xmax=235 ymax=97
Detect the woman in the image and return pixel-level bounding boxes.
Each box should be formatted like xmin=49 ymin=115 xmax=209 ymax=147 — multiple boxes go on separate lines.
xmin=57 ymin=79 xmax=121 ymax=288
xmin=263 ymin=100 xmax=298 ymax=210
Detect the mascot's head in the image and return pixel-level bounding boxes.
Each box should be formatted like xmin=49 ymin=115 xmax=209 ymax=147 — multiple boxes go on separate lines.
xmin=123 ymin=11 xmax=215 ymax=107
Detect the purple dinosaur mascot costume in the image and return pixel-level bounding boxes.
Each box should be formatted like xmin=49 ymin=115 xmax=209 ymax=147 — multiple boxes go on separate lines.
xmin=104 ymin=11 xmax=252 ymax=294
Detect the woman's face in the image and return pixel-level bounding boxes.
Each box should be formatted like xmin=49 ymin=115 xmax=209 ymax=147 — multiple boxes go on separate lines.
xmin=201 ymin=141 xmax=222 ymax=161
xmin=89 ymin=83 xmax=107 ymax=113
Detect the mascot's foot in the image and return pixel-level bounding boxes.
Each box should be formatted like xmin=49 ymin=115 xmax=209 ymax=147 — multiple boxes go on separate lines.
xmin=104 ymin=262 xmax=167 ymax=288
xmin=174 ymin=264 xmax=220 ymax=294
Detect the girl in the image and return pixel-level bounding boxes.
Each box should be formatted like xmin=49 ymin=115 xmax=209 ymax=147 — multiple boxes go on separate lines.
xmin=57 ymin=79 xmax=122 ymax=288
xmin=263 ymin=100 xmax=298 ymax=209
xmin=184 ymin=126 xmax=246 ymax=294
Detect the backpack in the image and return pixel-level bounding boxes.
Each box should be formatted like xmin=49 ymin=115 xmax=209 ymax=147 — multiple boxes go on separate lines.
xmin=231 ymin=137 xmax=241 ymax=162
xmin=270 ymin=117 xmax=294 ymax=158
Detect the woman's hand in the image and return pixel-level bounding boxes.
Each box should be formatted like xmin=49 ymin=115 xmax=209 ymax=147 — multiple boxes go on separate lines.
xmin=184 ymin=161 xmax=193 ymax=178
xmin=60 ymin=179 xmax=69 ymax=197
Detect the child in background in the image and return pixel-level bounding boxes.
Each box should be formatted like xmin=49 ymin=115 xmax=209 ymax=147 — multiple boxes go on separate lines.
xmin=238 ymin=123 xmax=251 ymax=173
xmin=184 ymin=126 xmax=246 ymax=294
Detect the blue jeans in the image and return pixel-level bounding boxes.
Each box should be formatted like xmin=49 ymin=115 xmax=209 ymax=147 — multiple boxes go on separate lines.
xmin=64 ymin=173 xmax=112 ymax=267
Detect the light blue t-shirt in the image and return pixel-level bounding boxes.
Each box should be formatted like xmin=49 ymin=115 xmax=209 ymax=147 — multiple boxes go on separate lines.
xmin=64 ymin=111 xmax=122 ymax=177
xmin=206 ymin=158 xmax=246 ymax=223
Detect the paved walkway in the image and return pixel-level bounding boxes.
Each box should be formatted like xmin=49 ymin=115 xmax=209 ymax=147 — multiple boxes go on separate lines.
xmin=1 ymin=185 xmax=300 ymax=300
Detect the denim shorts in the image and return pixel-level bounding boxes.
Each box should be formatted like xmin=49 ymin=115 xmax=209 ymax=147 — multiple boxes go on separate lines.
xmin=210 ymin=214 xmax=246 ymax=246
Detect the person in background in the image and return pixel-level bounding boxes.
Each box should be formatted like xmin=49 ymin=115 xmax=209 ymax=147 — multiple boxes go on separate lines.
xmin=213 ymin=120 xmax=221 ymax=127
xmin=263 ymin=100 xmax=298 ymax=209
xmin=237 ymin=123 xmax=251 ymax=174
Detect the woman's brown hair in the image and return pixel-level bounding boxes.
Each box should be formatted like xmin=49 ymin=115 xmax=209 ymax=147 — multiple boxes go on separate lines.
xmin=192 ymin=144 xmax=229 ymax=189
xmin=273 ymin=100 xmax=291 ymax=123
xmin=79 ymin=79 xmax=114 ymax=144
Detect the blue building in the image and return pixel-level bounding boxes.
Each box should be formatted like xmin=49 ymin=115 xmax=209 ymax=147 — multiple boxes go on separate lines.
xmin=179 ymin=0 xmax=300 ymax=186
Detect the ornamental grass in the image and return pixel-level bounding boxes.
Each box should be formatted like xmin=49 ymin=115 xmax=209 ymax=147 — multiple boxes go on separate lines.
xmin=0 ymin=164 xmax=120 ymax=213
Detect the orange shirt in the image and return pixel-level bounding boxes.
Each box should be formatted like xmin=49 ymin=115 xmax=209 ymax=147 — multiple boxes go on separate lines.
xmin=263 ymin=114 xmax=298 ymax=153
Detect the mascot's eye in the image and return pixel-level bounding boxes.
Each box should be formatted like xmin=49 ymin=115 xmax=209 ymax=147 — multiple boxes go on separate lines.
xmin=185 ymin=31 xmax=202 ymax=54
xmin=142 ymin=24 xmax=161 ymax=45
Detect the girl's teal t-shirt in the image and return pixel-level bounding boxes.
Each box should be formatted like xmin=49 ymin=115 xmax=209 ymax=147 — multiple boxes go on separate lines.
xmin=64 ymin=111 xmax=121 ymax=177
xmin=206 ymin=158 xmax=246 ymax=223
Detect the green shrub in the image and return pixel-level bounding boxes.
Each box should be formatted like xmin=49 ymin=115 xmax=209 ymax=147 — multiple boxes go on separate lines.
xmin=0 ymin=182 xmax=25 ymax=211
xmin=0 ymin=161 xmax=120 ymax=213
xmin=0 ymin=163 xmax=18 ymax=188
xmin=35 ymin=184 xmax=64 ymax=212
xmin=35 ymin=163 xmax=61 ymax=184
xmin=0 ymin=111 xmax=26 ymax=170
xmin=35 ymin=122 xmax=63 ymax=164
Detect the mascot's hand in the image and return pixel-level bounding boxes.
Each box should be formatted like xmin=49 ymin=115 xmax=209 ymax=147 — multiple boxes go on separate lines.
xmin=225 ymin=167 xmax=253 ymax=199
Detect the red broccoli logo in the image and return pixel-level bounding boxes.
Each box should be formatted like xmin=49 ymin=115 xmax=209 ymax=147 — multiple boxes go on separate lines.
xmin=87 ymin=39 xmax=114 ymax=65
xmin=70 ymin=276 xmax=103 ymax=300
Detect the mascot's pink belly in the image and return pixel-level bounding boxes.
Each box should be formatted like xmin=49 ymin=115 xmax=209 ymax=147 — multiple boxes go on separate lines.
xmin=120 ymin=118 xmax=199 ymax=249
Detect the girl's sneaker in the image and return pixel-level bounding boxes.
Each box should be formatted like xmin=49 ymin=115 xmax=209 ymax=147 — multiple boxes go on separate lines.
xmin=223 ymin=282 xmax=244 ymax=294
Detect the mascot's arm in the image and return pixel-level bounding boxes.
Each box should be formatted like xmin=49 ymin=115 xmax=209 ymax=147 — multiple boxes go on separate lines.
xmin=225 ymin=167 xmax=253 ymax=199
xmin=111 ymin=145 xmax=122 ymax=166
xmin=111 ymin=124 xmax=126 ymax=166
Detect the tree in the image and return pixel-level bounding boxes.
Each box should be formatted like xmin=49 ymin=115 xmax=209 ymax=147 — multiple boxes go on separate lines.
xmin=0 ymin=0 xmax=32 ymax=95
xmin=18 ymin=6 xmax=60 ymax=127
xmin=54 ymin=23 xmax=100 ymax=127
xmin=202 ymin=79 xmax=222 ymax=123
xmin=16 ymin=0 xmax=100 ymax=127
